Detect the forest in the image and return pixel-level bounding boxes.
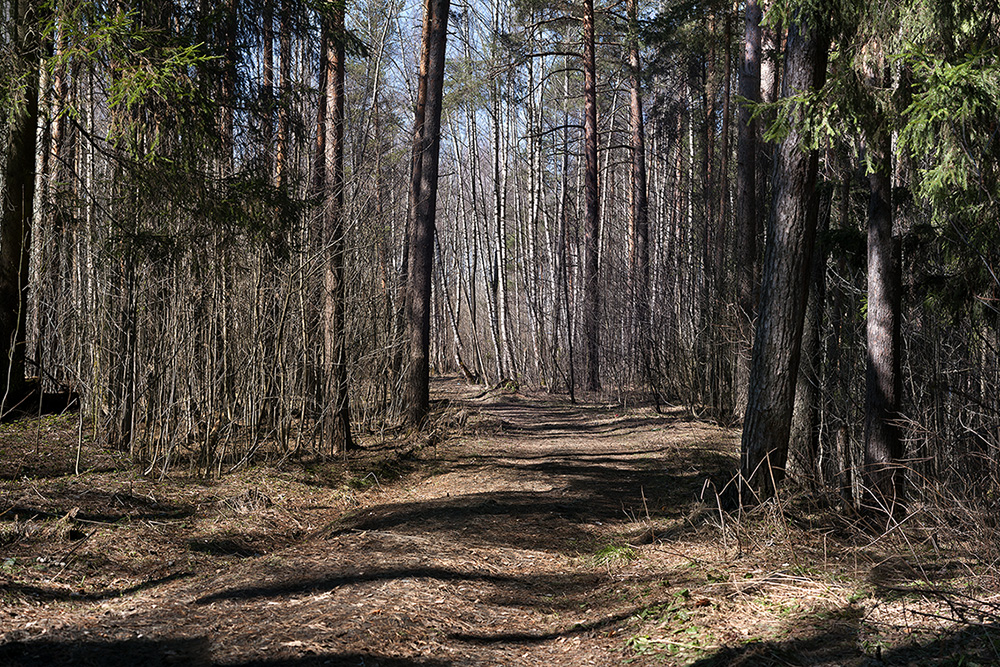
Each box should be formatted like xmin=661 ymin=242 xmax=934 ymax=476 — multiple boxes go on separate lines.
xmin=1 ymin=0 xmax=1000 ymax=664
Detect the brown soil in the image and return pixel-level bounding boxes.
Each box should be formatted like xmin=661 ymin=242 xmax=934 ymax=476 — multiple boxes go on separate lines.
xmin=2 ymin=377 xmax=998 ymax=666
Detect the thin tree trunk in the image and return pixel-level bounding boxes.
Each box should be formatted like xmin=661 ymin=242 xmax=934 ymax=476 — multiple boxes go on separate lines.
xmin=627 ymin=0 xmax=652 ymax=399
xmin=734 ymin=0 xmax=761 ymax=421
xmin=789 ymin=183 xmax=831 ymax=484
xmin=581 ymin=0 xmax=600 ymax=392
xmin=321 ymin=0 xmax=354 ymax=453
xmin=262 ymin=0 xmax=274 ymax=180
xmin=276 ymin=0 xmax=291 ymax=187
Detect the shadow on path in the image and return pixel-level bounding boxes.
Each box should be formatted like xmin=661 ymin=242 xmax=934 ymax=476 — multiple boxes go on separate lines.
xmin=0 ymin=634 xmax=452 ymax=667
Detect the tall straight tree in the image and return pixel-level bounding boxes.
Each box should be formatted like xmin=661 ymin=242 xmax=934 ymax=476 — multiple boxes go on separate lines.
xmin=627 ymin=0 xmax=651 ymax=392
xmin=404 ymin=0 xmax=450 ymax=424
xmin=321 ymin=0 xmax=354 ymax=453
xmin=581 ymin=0 xmax=600 ymax=392
xmin=0 ymin=0 xmax=40 ymax=409
xmin=740 ymin=8 xmax=829 ymax=501
xmin=864 ymin=131 xmax=902 ymax=511
xmin=734 ymin=0 xmax=761 ymax=420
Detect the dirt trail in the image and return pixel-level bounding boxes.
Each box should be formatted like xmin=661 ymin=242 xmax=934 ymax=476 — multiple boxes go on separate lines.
xmin=2 ymin=378 xmax=996 ymax=666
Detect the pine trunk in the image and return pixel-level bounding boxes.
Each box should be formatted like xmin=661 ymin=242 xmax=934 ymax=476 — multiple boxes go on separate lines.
xmin=740 ymin=15 xmax=828 ymax=502
xmin=0 ymin=0 xmax=40 ymax=408
xmin=404 ymin=0 xmax=450 ymax=424
xmin=582 ymin=0 xmax=601 ymax=392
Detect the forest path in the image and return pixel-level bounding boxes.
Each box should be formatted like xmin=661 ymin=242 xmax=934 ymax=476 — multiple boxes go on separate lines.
xmin=2 ymin=378 xmax=991 ymax=666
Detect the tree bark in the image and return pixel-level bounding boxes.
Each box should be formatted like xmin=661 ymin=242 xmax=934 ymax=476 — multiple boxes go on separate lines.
xmin=627 ymin=0 xmax=651 ymax=398
xmin=321 ymin=0 xmax=354 ymax=453
xmin=740 ymin=13 xmax=828 ymax=502
xmin=864 ymin=133 xmax=903 ymax=513
xmin=581 ymin=0 xmax=601 ymax=392
xmin=734 ymin=0 xmax=761 ymax=421
xmin=275 ymin=0 xmax=291 ymax=188
xmin=789 ymin=184 xmax=831 ymax=483
xmin=0 ymin=0 xmax=40 ymax=410
xmin=404 ymin=0 xmax=450 ymax=425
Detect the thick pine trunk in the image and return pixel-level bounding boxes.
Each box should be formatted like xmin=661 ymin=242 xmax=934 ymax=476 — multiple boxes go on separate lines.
xmin=404 ymin=0 xmax=450 ymax=425
xmin=864 ymin=134 xmax=903 ymax=512
xmin=0 ymin=0 xmax=40 ymax=409
xmin=740 ymin=15 xmax=828 ymax=502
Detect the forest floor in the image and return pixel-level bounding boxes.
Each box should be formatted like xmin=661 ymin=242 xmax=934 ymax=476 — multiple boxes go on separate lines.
xmin=1 ymin=376 xmax=999 ymax=666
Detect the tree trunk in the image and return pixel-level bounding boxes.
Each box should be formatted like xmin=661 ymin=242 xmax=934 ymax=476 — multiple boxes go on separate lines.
xmin=581 ymin=0 xmax=600 ymax=392
xmin=404 ymin=0 xmax=450 ymax=425
xmin=275 ymin=0 xmax=291 ymax=188
xmin=0 ymin=0 xmax=40 ymax=410
xmin=789 ymin=184 xmax=831 ymax=484
xmin=864 ymin=133 xmax=903 ymax=513
xmin=627 ymin=0 xmax=652 ymax=400
xmin=262 ymin=0 xmax=274 ymax=180
xmin=740 ymin=14 xmax=828 ymax=502
xmin=321 ymin=0 xmax=354 ymax=454
xmin=734 ymin=0 xmax=761 ymax=421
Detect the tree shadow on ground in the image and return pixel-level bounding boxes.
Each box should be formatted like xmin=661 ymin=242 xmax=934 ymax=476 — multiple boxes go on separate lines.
xmin=0 ymin=635 xmax=452 ymax=666
xmin=0 ymin=488 xmax=195 ymax=525
xmin=194 ymin=563 xmax=680 ymax=614
xmin=315 ymin=437 xmax=735 ymax=555
xmin=479 ymin=398 xmax=691 ymax=439
xmin=0 ymin=571 xmax=194 ymax=602
xmin=684 ymin=604 xmax=1000 ymax=666
xmin=0 ymin=635 xmax=212 ymax=667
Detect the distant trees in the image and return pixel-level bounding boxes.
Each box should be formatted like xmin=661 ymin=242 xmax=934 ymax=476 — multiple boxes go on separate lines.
xmin=0 ymin=0 xmax=996 ymax=524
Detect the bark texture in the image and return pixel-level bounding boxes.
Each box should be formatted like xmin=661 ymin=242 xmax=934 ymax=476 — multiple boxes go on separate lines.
xmin=864 ymin=135 xmax=903 ymax=512
xmin=404 ymin=0 xmax=450 ymax=424
xmin=740 ymin=14 xmax=828 ymax=502
xmin=734 ymin=0 xmax=761 ymax=421
xmin=0 ymin=0 xmax=40 ymax=408
xmin=627 ymin=0 xmax=651 ymax=394
xmin=582 ymin=0 xmax=601 ymax=392
xmin=322 ymin=0 xmax=354 ymax=453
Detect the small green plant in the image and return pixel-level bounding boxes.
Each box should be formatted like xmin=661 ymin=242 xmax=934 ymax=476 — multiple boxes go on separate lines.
xmin=593 ymin=543 xmax=638 ymax=566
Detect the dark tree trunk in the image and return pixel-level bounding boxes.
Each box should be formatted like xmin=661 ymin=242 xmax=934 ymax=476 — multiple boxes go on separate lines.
xmin=582 ymin=0 xmax=600 ymax=392
xmin=276 ymin=0 xmax=291 ymax=187
xmin=734 ymin=0 xmax=761 ymax=421
xmin=715 ymin=10 xmax=732 ymax=281
xmin=321 ymin=0 xmax=354 ymax=454
xmin=864 ymin=134 xmax=903 ymax=513
xmin=404 ymin=0 xmax=450 ymax=425
xmin=627 ymin=0 xmax=651 ymax=397
xmin=0 ymin=0 xmax=40 ymax=410
xmin=740 ymin=14 xmax=829 ymax=502
xmin=262 ymin=0 xmax=274 ymax=179
xmin=789 ymin=183 xmax=832 ymax=483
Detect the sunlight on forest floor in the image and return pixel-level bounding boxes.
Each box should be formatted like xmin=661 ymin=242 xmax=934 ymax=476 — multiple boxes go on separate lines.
xmin=1 ymin=377 xmax=998 ymax=666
